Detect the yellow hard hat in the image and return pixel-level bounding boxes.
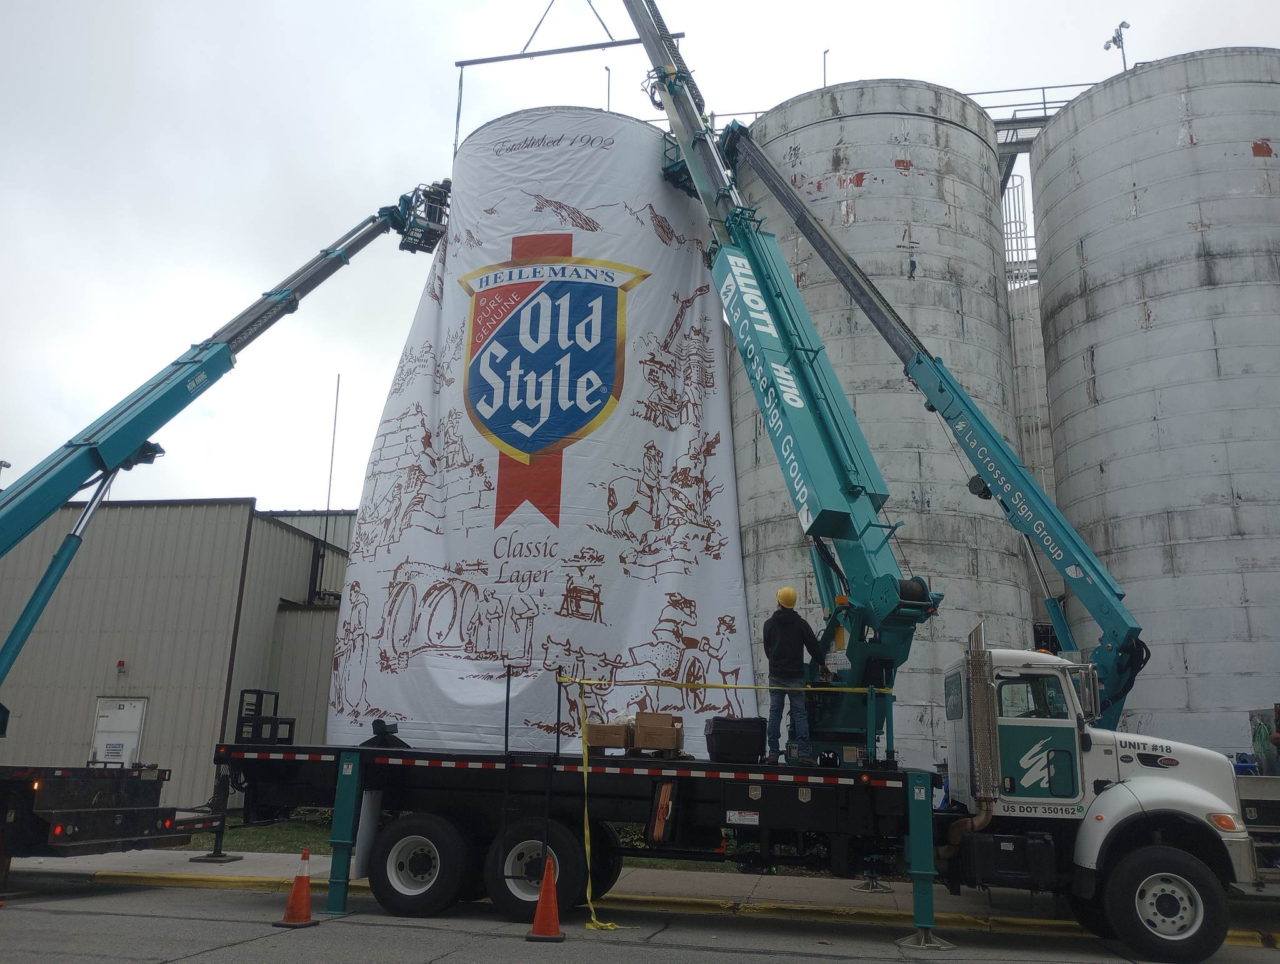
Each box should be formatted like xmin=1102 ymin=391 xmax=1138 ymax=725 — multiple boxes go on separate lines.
xmin=776 ymin=586 xmax=798 ymax=609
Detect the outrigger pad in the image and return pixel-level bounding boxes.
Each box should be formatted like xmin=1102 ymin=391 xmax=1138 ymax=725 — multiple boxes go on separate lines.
xmin=895 ymin=927 xmax=955 ymax=950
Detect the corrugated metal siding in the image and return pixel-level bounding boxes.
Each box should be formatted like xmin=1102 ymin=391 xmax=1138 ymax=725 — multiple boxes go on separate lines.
xmin=0 ymin=501 xmax=252 ymax=806
xmin=262 ymin=511 xmax=355 ymax=552
xmin=222 ymin=515 xmax=317 ymax=741
xmin=268 ymin=607 xmax=339 ymax=744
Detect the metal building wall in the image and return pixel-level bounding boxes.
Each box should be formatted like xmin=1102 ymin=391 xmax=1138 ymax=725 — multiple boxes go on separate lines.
xmin=222 ymin=515 xmax=329 ymax=741
xmin=732 ymin=81 xmax=1032 ymax=767
xmin=263 ymin=510 xmax=356 ymax=552
xmin=1032 ymin=48 xmax=1280 ymax=751
xmin=262 ymin=511 xmax=354 ymax=599
xmin=267 ymin=606 xmax=340 ymax=745
xmin=0 ymin=501 xmax=253 ymax=806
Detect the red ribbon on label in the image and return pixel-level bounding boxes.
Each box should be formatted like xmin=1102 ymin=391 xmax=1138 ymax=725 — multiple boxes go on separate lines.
xmin=494 ymin=450 xmax=564 ymax=528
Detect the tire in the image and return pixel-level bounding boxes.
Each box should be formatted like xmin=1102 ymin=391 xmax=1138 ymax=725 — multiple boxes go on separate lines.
xmin=368 ymin=813 xmax=469 ymax=917
xmin=484 ymin=817 xmax=587 ymax=922
xmin=1103 ymin=845 xmax=1228 ymax=963
xmin=584 ymin=821 xmax=624 ymax=902
xmin=1067 ymin=892 xmax=1115 ymax=939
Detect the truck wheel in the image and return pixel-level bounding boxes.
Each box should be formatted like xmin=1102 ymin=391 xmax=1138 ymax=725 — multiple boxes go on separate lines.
xmin=1103 ymin=845 xmax=1228 ymax=963
xmin=368 ymin=813 xmax=468 ymax=917
xmin=1066 ymin=893 xmax=1114 ymax=939
xmin=484 ymin=817 xmax=586 ymax=922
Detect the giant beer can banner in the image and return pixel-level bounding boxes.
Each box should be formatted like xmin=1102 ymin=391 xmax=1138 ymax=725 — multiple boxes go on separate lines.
xmin=327 ymin=108 xmax=753 ymax=754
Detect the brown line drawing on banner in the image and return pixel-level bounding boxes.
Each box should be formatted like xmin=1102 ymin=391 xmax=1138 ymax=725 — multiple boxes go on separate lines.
xmin=522 ymin=190 xmax=602 ymax=232
xmin=353 ymin=405 xmax=493 ymax=558
xmin=632 ymin=287 xmax=715 ymax=432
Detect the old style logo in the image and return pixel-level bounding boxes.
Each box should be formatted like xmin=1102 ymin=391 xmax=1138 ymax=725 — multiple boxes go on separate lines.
xmin=459 ymin=234 xmax=648 ymax=526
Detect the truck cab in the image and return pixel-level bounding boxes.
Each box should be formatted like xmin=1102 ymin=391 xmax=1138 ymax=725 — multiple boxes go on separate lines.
xmin=944 ymin=644 xmax=1255 ymax=963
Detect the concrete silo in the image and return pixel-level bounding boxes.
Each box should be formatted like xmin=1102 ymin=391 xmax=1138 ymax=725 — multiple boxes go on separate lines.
xmin=731 ymin=81 xmax=1033 ymax=768
xmin=1031 ymin=49 xmax=1280 ymax=752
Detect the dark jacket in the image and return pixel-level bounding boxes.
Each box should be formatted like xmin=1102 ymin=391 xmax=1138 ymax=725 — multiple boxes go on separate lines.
xmin=762 ymin=608 xmax=824 ymax=679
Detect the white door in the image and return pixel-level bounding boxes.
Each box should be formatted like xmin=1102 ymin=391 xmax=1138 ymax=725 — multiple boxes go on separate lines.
xmin=91 ymin=698 xmax=147 ymax=766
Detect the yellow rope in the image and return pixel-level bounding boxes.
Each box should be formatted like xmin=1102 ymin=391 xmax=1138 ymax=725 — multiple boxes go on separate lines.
xmin=578 ymin=681 xmax=630 ymax=931
xmin=555 ymin=674 xmax=889 ymax=695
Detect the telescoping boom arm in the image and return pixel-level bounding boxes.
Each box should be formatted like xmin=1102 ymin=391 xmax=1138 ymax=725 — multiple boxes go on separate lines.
xmin=0 ymin=183 xmax=450 ymax=719
xmin=623 ymin=0 xmax=1147 ymax=730
xmin=719 ymin=127 xmax=1149 ymax=729
xmin=623 ymin=0 xmax=942 ymax=750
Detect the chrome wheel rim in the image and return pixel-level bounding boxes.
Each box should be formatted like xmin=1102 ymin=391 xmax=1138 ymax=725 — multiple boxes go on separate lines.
xmin=503 ymin=839 xmax=557 ymax=901
xmin=387 ymin=835 xmax=440 ymax=896
xmin=1135 ymin=872 xmax=1203 ymax=940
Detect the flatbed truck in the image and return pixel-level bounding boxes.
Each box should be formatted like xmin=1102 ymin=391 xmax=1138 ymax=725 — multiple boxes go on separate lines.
xmin=215 ymin=635 xmax=1274 ymax=964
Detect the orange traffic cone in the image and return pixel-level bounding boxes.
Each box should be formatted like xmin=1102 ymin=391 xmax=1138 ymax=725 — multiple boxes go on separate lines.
xmin=273 ymin=847 xmax=319 ymax=928
xmin=525 ymin=852 xmax=565 ymax=942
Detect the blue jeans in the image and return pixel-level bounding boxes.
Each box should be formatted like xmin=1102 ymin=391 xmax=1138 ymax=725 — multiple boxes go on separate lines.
xmin=767 ymin=676 xmax=810 ymax=757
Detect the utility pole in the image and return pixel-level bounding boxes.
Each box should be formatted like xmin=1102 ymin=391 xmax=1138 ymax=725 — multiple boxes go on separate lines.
xmin=1104 ymin=22 xmax=1130 ymax=71
xmin=823 ymin=49 xmax=830 ymax=88
xmin=605 ymin=65 xmax=611 ymax=111
xmin=0 ymin=461 xmax=10 ymax=488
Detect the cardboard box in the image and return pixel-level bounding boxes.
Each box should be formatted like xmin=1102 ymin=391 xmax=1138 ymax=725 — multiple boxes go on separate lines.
xmin=634 ymin=713 xmax=684 ymax=750
xmin=585 ymin=722 xmax=631 ymax=749
xmin=635 ymin=712 xmax=674 ymax=728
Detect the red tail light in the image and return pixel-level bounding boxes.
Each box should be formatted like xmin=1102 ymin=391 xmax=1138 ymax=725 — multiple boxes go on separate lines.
xmin=54 ymin=824 xmax=64 ymax=836
xmin=164 ymin=818 xmax=172 ymax=829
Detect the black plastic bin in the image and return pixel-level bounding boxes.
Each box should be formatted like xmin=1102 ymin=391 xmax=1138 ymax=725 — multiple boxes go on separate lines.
xmin=704 ymin=716 xmax=767 ymax=764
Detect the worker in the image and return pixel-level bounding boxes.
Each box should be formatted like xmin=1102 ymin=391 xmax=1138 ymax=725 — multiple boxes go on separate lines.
xmin=763 ymin=586 xmax=824 ymax=766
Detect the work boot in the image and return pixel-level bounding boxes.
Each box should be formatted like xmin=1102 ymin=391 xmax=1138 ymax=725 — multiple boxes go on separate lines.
xmin=762 ymin=752 xmax=782 ymax=765
xmin=796 ymin=755 xmax=817 ymax=767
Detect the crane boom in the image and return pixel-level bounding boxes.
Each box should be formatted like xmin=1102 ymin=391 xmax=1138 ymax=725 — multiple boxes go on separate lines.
xmin=624 ymin=0 xmax=941 ymax=754
xmin=721 ymin=125 xmax=1149 ymax=728
xmin=0 ymin=183 xmax=449 ymax=714
xmin=623 ymin=0 xmax=1147 ymax=730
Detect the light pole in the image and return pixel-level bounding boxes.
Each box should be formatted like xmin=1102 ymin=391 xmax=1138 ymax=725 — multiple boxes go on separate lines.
xmin=605 ymin=65 xmax=611 ymax=112
xmin=0 ymin=460 xmax=9 ymax=488
xmin=823 ymin=49 xmax=830 ymax=88
xmin=1104 ymin=22 xmax=1130 ymax=71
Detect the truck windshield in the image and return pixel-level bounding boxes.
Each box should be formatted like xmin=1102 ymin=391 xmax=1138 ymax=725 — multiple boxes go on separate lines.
xmin=996 ymin=674 xmax=1070 ymax=720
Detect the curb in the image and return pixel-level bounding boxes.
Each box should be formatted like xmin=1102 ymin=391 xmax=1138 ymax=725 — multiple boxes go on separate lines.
xmin=9 ymin=870 xmax=1273 ymax=948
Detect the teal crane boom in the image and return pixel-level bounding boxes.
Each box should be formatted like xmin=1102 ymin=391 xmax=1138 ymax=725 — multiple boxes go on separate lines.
xmin=0 ymin=183 xmax=450 ymax=731
xmin=622 ymin=0 xmax=1147 ymax=732
xmin=622 ymin=0 xmax=941 ymax=756
xmin=719 ymin=127 xmax=1149 ymax=730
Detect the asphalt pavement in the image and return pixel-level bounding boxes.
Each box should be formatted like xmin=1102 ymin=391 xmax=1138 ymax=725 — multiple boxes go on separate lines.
xmin=3 ymin=878 xmax=1277 ymax=964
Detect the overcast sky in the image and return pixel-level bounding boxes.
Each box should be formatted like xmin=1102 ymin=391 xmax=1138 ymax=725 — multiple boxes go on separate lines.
xmin=2 ymin=0 xmax=1276 ymax=512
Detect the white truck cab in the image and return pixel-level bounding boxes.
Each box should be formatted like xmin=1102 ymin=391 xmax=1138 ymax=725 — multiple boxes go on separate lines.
xmin=943 ymin=643 xmax=1255 ymax=963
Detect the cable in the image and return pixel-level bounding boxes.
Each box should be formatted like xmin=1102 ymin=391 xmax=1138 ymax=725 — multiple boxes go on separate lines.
xmin=810 ymin=537 xmax=849 ymax=596
xmin=1100 ymin=636 xmax=1150 ymax=712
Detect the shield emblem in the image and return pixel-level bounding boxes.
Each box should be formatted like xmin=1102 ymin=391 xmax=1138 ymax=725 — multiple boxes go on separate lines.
xmin=460 ymin=251 xmax=648 ymax=462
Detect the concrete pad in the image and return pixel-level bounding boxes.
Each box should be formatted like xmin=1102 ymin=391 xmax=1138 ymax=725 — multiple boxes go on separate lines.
xmin=12 ymin=848 xmax=334 ymax=880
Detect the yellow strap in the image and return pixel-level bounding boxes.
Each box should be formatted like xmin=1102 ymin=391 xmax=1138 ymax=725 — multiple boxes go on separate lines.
xmin=578 ymin=682 xmax=630 ymax=931
xmin=556 ymin=674 xmax=889 ymax=695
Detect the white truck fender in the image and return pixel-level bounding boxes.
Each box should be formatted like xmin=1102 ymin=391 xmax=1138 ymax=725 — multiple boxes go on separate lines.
xmin=1074 ymin=782 xmax=1141 ymax=870
xmin=1076 ymin=776 xmax=1247 ymax=874
xmin=1119 ymin=775 xmax=1239 ymax=819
